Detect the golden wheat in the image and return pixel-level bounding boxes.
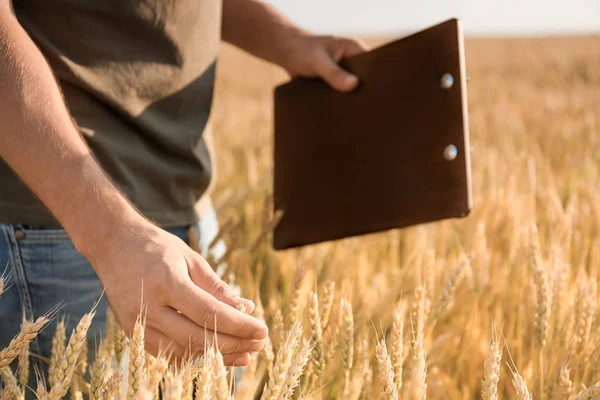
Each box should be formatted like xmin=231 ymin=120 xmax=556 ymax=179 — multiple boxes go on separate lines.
xmin=0 ymin=37 xmax=599 ymax=400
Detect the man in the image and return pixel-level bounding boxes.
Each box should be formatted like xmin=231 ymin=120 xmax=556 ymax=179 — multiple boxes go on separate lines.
xmin=0 ymin=0 xmax=365 ymax=371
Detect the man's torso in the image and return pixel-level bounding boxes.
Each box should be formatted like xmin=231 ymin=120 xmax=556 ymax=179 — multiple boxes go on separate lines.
xmin=0 ymin=0 xmax=222 ymax=226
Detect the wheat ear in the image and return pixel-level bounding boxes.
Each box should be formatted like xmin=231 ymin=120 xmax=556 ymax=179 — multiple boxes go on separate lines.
xmin=307 ymin=291 xmax=324 ymax=387
xmin=510 ymin=368 xmax=532 ymax=400
xmin=347 ymin=330 xmax=370 ymax=400
xmin=280 ymin=338 xmax=312 ymax=400
xmin=0 ymin=316 xmax=49 ymax=369
xmin=48 ymin=311 xmax=95 ymax=400
xmin=375 ymin=338 xmax=398 ymax=400
xmin=341 ymin=297 xmax=355 ymax=397
xmin=70 ymin=335 xmax=89 ymax=399
xmin=114 ymin=322 xmax=128 ymax=367
xmin=530 ymin=223 xmax=550 ymax=349
xmin=568 ymin=382 xmax=600 ymax=400
xmin=48 ymin=318 xmax=67 ymax=390
xmin=285 ymin=264 xmax=306 ymax=328
xmin=127 ymin=314 xmax=146 ymax=400
xmin=555 ymin=361 xmax=574 ymax=400
xmin=213 ymin=349 xmax=230 ymax=400
xmin=102 ymin=310 xmax=117 ymax=360
xmin=319 ymin=280 xmax=336 ymax=330
xmin=271 ymin=309 xmax=285 ymax=352
xmin=103 ymin=373 xmax=122 ymax=400
xmin=408 ymin=287 xmax=427 ymax=400
xmin=481 ymin=327 xmax=501 ymax=400
xmin=253 ymin=295 xmax=274 ymax=375
xmin=574 ymin=272 xmax=597 ymax=355
xmin=162 ymin=370 xmax=184 ymax=400
xmin=1 ymin=366 xmax=21 ymax=399
xmin=196 ymin=348 xmax=215 ymax=400
xmin=390 ymin=300 xmax=406 ymax=391
xmin=180 ymin=360 xmax=195 ymax=400
xmin=261 ymin=321 xmax=302 ymax=400
xmin=90 ymin=354 xmax=110 ymax=400
xmin=149 ymin=356 xmax=168 ymax=399
xmin=17 ymin=315 xmax=30 ymax=392
xmin=35 ymin=371 xmax=49 ymax=400
xmin=434 ymin=259 xmax=466 ymax=320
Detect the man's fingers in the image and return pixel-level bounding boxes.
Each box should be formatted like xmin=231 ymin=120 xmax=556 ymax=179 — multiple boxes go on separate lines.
xmin=144 ymin=326 xmax=250 ymax=366
xmin=173 ymin=284 xmax=267 ymax=338
xmin=144 ymin=326 xmax=185 ymax=359
xmin=188 ymin=254 xmax=255 ymax=312
xmin=317 ymin=52 xmax=359 ymax=92
xmin=154 ymin=306 xmax=266 ymax=356
xmin=341 ymin=37 xmax=368 ymax=57
xmin=223 ymin=352 xmax=251 ymax=367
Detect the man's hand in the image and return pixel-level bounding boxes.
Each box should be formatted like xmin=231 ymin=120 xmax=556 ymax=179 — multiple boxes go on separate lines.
xmin=82 ymin=220 xmax=268 ymax=365
xmin=278 ymin=34 xmax=367 ymax=92
xmin=222 ymin=0 xmax=368 ymax=92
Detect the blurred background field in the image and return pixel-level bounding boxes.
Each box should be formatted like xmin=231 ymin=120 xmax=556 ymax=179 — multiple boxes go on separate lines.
xmin=207 ymin=36 xmax=600 ymax=398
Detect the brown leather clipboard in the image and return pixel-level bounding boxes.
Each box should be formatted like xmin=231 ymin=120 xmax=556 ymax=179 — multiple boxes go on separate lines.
xmin=273 ymin=18 xmax=472 ymax=250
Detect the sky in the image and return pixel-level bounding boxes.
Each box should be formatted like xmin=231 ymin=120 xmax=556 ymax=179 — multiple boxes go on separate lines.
xmin=265 ymin=0 xmax=600 ymax=36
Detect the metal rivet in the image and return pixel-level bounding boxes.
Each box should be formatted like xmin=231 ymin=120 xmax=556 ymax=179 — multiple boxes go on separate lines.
xmin=440 ymin=73 xmax=454 ymax=89
xmin=444 ymin=145 xmax=458 ymax=161
xmin=15 ymin=230 xmax=25 ymax=240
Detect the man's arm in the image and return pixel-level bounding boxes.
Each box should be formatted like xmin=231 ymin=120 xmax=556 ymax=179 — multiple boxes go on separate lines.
xmin=222 ymin=0 xmax=367 ymax=92
xmin=0 ymin=1 xmax=266 ymax=364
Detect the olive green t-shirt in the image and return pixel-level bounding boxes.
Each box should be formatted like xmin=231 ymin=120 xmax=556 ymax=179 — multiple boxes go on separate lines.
xmin=0 ymin=0 xmax=221 ymax=227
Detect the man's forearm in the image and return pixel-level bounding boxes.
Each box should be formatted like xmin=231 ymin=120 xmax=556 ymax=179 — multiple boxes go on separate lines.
xmin=221 ymin=0 xmax=306 ymax=68
xmin=0 ymin=4 xmax=147 ymax=258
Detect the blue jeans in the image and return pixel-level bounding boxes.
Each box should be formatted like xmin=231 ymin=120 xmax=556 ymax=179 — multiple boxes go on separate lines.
xmin=0 ymin=208 xmax=223 ymax=390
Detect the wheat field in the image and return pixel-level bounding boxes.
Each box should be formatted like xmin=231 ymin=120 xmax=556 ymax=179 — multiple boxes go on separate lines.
xmin=1 ymin=36 xmax=600 ymax=399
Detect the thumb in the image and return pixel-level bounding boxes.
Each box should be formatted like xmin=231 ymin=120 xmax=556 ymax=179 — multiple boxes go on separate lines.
xmin=188 ymin=254 xmax=255 ymax=313
xmin=316 ymin=52 xmax=359 ymax=92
